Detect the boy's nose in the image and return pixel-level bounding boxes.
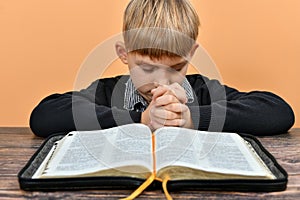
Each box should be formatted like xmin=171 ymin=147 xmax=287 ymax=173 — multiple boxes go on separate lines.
xmin=155 ymin=70 xmax=171 ymax=85
xmin=157 ymin=79 xmax=170 ymax=85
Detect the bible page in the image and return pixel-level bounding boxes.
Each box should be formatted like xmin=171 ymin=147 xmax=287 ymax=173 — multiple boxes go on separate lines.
xmin=38 ymin=124 xmax=153 ymax=177
xmin=155 ymin=127 xmax=274 ymax=178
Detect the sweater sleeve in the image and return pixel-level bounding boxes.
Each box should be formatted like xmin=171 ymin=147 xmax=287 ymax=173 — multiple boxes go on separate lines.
xmin=189 ymin=76 xmax=295 ymax=135
xmin=29 ymin=79 xmax=141 ymax=137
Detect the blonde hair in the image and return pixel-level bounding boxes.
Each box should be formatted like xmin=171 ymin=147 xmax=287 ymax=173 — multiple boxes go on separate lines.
xmin=123 ymin=0 xmax=200 ymax=59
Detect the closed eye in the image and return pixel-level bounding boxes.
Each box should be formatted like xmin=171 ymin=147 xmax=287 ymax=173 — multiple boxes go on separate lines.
xmin=168 ymin=67 xmax=183 ymax=72
xmin=170 ymin=62 xmax=187 ymax=72
xmin=143 ymin=68 xmax=154 ymax=73
xmin=141 ymin=65 xmax=156 ymax=73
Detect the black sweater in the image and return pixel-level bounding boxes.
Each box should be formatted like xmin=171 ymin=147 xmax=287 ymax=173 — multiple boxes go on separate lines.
xmin=30 ymin=74 xmax=294 ymax=137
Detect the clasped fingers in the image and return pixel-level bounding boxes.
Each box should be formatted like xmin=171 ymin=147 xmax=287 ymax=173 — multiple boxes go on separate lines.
xmin=151 ymin=83 xmax=187 ymax=104
xmin=155 ymin=94 xmax=179 ymax=106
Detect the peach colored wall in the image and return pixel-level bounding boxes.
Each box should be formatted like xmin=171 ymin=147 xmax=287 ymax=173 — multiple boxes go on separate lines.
xmin=0 ymin=0 xmax=299 ymax=127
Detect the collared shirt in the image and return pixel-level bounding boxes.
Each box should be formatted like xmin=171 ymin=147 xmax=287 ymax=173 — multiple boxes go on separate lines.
xmin=123 ymin=78 xmax=194 ymax=112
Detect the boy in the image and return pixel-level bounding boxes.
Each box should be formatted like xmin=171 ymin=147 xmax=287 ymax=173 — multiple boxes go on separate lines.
xmin=30 ymin=0 xmax=294 ymax=137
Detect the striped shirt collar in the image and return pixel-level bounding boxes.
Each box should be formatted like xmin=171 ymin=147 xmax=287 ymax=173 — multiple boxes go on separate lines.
xmin=123 ymin=78 xmax=194 ymax=112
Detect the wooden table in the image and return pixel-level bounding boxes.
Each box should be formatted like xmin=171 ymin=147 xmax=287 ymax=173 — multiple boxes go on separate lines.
xmin=1 ymin=127 xmax=299 ymax=199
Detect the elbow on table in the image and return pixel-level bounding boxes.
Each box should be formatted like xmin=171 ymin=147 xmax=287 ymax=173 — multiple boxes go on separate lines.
xmin=226 ymin=102 xmax=295 ymax=136
xmin=262 ymin=103 xmax=295 ymax=135
xmin=277 ymin=105 xmax=295 ymax=133
xmin=29 ymin=106 xmax=53 ymax=138
xmin=29 ymin=104 xmax=74 ymax=138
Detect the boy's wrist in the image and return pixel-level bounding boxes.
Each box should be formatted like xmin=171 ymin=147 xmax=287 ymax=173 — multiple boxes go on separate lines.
xmin=183 ymin=115 xmax=195 ymax=129
xmin=141 ymin=110 xmax=156 ymax=132
xmin=141 ymin=111 xmax=149 ymax=125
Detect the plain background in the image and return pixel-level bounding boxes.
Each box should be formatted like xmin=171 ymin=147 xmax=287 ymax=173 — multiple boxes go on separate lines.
xmin=0 ymin=0 xmax=299 ymax=127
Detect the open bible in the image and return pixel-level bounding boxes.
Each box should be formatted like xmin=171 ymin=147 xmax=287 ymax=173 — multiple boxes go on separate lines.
xmin=19 ymin=123 xmax=288 ymax=195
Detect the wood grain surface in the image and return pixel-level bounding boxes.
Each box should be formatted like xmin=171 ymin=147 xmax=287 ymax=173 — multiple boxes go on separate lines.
xmin=0 ymin=127 xmax=299 ymax=199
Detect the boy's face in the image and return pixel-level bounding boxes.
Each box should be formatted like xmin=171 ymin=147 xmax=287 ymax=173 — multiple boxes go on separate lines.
xmin=126 ymin=53 xmax=189 ymax=103
xmin=115 ymin=42 xmax=198 ymax=103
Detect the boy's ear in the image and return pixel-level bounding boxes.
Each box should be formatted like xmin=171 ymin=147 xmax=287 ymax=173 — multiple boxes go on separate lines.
xmin=189 ymin=43 xmax=199 ymax=58
xmin=115 ymin=41 xmax=128 ymax=64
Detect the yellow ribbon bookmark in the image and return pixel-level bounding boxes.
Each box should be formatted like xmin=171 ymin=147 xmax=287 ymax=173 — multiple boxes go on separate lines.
xmin=121 ymin=174 xmax=173 ymax=200
xmin=162 ymin=175 xmax=172 ymax=200
xmin=121 ymin=173 xmax=155 ymax=200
